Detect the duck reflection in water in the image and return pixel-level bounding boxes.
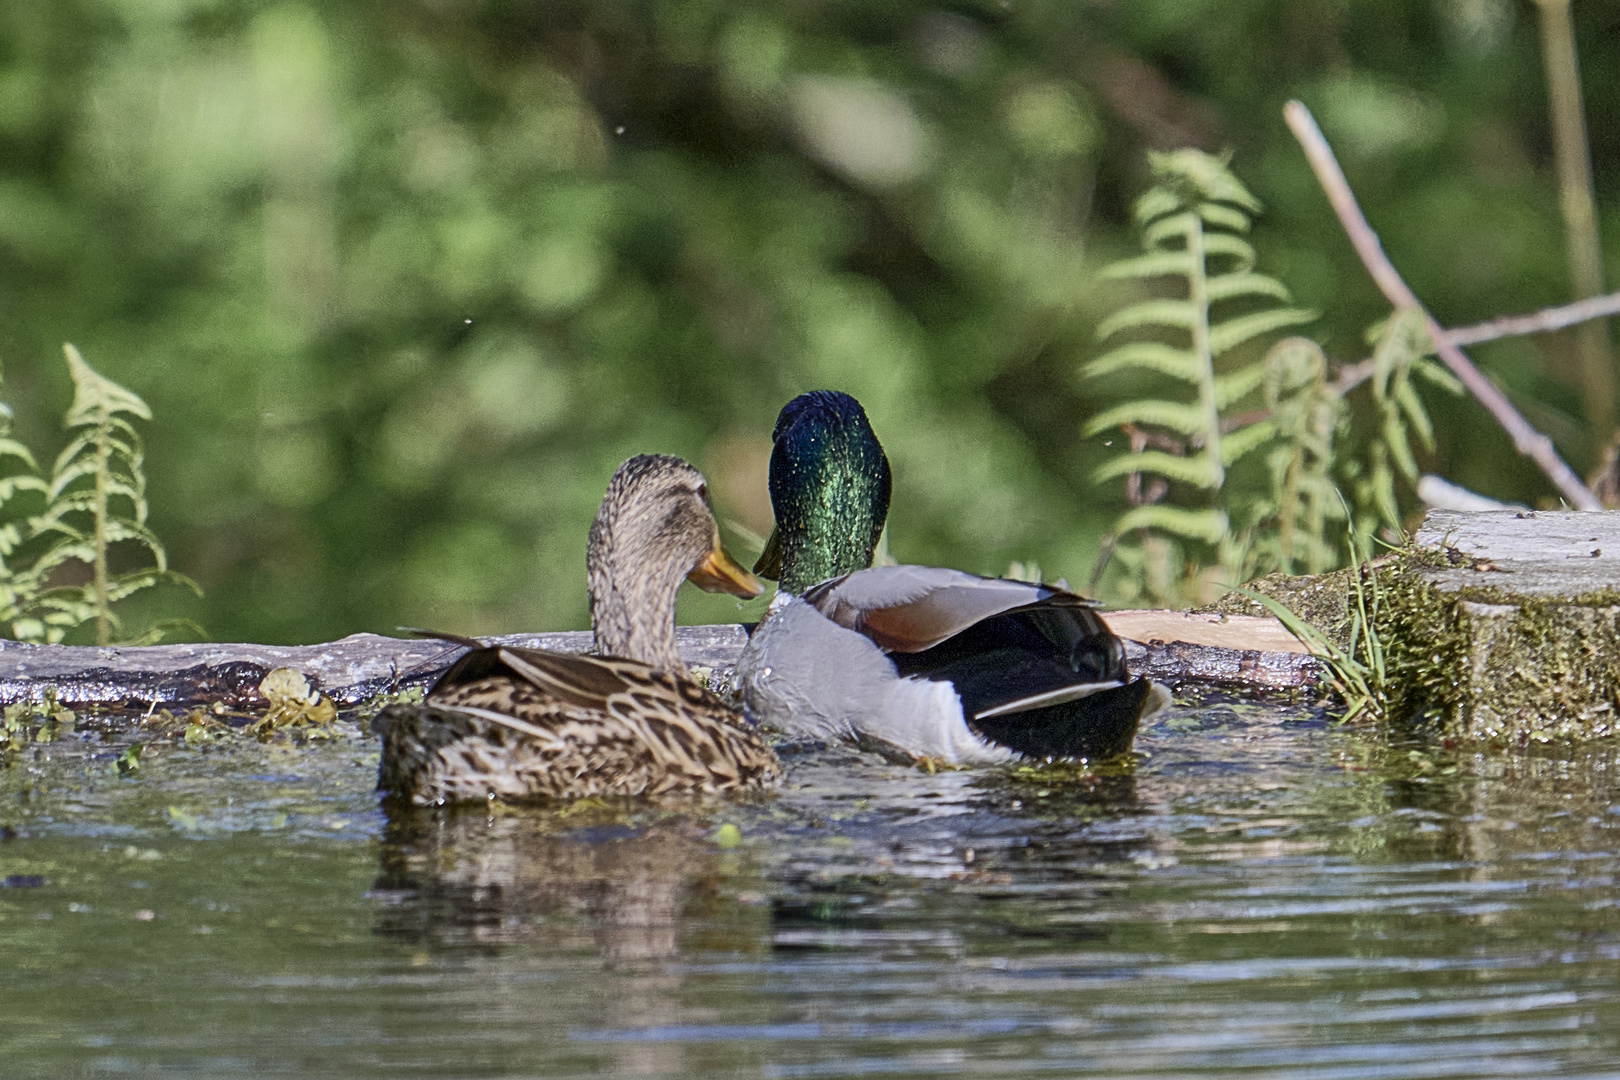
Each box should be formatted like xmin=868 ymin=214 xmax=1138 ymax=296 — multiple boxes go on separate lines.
xmin=372 ymin=802 xmax=764 ymax=960
xmin=373 ymin=802 xmax=771 ymax=1076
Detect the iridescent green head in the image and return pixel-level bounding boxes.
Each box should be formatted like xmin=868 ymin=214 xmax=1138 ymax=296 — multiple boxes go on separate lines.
xmin=756 ymin=391 xmax=891 ymax=595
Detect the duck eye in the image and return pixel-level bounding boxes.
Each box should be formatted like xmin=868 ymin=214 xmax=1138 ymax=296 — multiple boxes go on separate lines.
xmin=696 ymin=483 xmax=709 ymax=503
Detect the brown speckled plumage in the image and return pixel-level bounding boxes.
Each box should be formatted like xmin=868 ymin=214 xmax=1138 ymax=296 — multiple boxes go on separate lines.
xmin=376 ymin=455 xmax=779 ymax=805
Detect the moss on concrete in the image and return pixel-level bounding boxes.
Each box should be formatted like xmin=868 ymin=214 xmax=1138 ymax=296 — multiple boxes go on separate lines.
xmin=1373 ymin=546 xmax=1620 ymax=742
xmin=1201 ymin=567 xmax=1358 ymax=649
xmin=1212 ymin=536 xmax=1620 ymax=744
xmin=1365 ymin=558 xmax=1470 ymax=732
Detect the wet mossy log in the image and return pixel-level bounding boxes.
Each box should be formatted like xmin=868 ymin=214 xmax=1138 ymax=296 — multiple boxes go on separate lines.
xmin=0 ymin=612 xmax=1319 ymax=710
xmin=0 ymin=627 xmax=751 ymax=709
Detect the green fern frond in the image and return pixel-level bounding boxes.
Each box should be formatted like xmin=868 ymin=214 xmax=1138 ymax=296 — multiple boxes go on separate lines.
xmin=1142 ymin=148 xmax=1262 ymax=215
xmin=0 ymin=345 xmax=196 ymax=645
xmin=1197 ymin=203 xmax=1252 ymax=233
xmin=1114 ymin=504 xmax=1229 ymax=544
xmin=1367 ymin=308 xmax=1438 ymax=485
xmin=1218 ymin=420 xmax=1277 ymax=465
xmin=1200 ymin=233 xmax=1257 ymax=267
xmin=1094 ymin=451 xmax=1222 ymax=489
xmin=62 ymin=343 xmax=152 ymax=423
xmin=1213 ymin=366 xmax=1267 ymax=409
xmin=1385 ymin=418 xmax=1420 ymax=483
xmin=1133 ymin=186 xmax=1182 ymax=226
xmin=1414 ymin=356 xmax=1464 ymax=393
xmin=1139 ymin=214 xmax=1190 ymax=249
xmin=27 ymin=539 xmax=96 ymax=572
xmin=1084 ymin=400 xmax=1210 ymax=438
xmin=1251 ymin=337 xmax=1347 ymax=575
xmin=30 ymin=498 xmax=97 ymax=528
xmin=0 ymin=476 xmax=48 ymax=502
xmin=1085 ymin=342 xmax=1200 ymax=382
xmin=1263 ymin=337 xmax=1328 ymax=402
xmin=1396 ymin=381 xmax=1434 ymax=448
xmin=1097 ymin=299 xmax=1199 ymax=339
xmin=1207 ymin=307 xmax=1318 ymax=356
xmin=104 ymin=569 xmax=201 ymax=604
xmin=1086 ymin=149 xmax=1323 ymax=600
xmin=100 ymin=520 xmax=169 ymax=562
xmin=1364 ymin=444 xmax=1401 ymax=530
xmin=1100 ymin=251 xmax=1197 ymax=280
xmin=1204 ymin=271 xmax=1295 ymax=304
xmin=0 ymin=439 xmax=38 ymax=471
xmin=52 ymin=426 xmax=147 ymax=475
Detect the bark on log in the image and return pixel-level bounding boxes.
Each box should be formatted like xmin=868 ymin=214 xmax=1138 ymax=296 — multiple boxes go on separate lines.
xmin=1105 ymin=611 xmax=1320 ymax=690
xmin=0 ymin=614 xmax=1316 ymax=709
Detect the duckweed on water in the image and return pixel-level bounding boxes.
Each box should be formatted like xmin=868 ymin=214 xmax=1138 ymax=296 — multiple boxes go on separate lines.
xmin=1 ymin=690 xmax=76 ymax=763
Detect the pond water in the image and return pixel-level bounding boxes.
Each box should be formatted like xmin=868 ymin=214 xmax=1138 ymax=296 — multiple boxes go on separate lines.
xmin=3 ymin=693 xmax=1620 ymax=1079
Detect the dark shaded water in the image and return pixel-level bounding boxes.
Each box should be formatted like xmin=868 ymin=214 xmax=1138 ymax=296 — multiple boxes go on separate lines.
xmin=4 ymin=695 xmax=1620 ymax=1078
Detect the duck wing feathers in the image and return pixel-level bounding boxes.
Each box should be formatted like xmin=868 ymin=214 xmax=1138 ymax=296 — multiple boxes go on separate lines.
xmin=376 ymin=646 xmax=779 ymax=803
xmin=800 ymin=566 xmax=1150 ymax=761
xmin=802 ymin=566 xmax=1125 ymax=678
xmin=801 ymin=566 xmax=1052 ymax=651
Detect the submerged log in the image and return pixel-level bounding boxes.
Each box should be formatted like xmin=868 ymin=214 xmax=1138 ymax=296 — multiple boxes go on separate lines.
xmin=0 ymin=613 xmax=1317 ymax=710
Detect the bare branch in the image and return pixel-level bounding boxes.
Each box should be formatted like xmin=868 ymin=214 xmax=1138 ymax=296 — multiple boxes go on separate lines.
xmin=1444 ymin=291 xmax=1620 ymax=346
xmin=1283 ymin=100 xmax=1601 ymax=511
xmin=1331 ymin=357 xmax=1374 ymax=396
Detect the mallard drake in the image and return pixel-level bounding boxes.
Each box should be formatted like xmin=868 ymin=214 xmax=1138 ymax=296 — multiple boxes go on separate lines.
xmin=376 ymin=454 xmax=782 ymax=804
xmin=735 ymin=391 xmax=1168 ymax=764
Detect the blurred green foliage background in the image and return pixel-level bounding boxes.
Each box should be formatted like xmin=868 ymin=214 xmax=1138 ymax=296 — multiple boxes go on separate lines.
xmin=1 ymin=0 xmax=1617 ymax=642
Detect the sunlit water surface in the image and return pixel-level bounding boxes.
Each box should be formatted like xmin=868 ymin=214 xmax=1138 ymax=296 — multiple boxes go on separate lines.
xmin=3 ymin=694 xmax=1620 ymax=1079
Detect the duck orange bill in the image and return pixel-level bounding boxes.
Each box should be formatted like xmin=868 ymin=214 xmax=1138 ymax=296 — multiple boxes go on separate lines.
xmin=687 ymin=545 xmax=764 ymax=598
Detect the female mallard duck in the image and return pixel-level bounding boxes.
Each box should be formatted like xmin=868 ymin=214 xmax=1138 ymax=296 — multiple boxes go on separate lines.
xmin=376 ymin=454 xmax=782 ymax=804
xmin=735 ymin=391 xmax=1168 ymax=765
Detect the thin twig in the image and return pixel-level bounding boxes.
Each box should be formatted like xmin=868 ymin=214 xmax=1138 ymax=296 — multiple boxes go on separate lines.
xmin=1087 ymin=533 xmax=1118 ymax=594
xmin=1120 ymin=423 xmax=1175 ymax=507
xmin=1444 ymin=291 xmax=1620 ymax=346
xmin=1331 ymin=358 xmax=1374 ymax=396
xmin=1283 ymin=100 xmax=1601 ymax=511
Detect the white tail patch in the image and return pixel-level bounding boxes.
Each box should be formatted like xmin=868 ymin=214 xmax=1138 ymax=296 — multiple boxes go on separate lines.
xmin=1141 ymin=681 xmax=1174 ymax=720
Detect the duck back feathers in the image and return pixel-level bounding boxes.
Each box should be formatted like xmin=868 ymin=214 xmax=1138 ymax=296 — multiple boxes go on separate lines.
xmin=377 ymin=646 xmax=780 ymax=804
